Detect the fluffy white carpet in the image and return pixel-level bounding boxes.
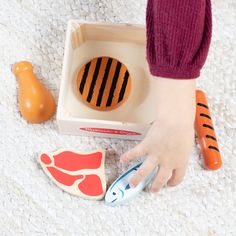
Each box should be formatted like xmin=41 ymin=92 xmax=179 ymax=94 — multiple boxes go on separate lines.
xmin=0 ymin=0 xmax=235 ymax=235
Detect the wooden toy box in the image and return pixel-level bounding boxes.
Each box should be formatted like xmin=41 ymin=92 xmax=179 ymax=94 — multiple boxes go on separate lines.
xmin=57 ymin=20 xmax=157 ymax=140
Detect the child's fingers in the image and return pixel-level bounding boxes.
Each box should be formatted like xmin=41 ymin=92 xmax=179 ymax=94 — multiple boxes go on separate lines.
xmin=120 ymin=141 xmax=147 ymax=163
xmin=129 ymin=158 xmax=156 ymax=187
xmin=167 ymin=166 xmax=187 ymax=187
xmin=150 ymin=166 xmax=172 ymax=192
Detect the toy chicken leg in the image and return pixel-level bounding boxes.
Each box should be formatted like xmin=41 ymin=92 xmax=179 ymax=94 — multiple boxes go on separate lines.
xmin=12 ymin=61 xmax=56 ymax=123
xmin=195 ymin=90 xmax=222 ymax=170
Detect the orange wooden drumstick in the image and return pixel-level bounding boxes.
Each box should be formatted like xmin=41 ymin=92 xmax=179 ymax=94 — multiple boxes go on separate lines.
xmin=12 ymin=61 xmax=56 ymax=123
xmin=195 ymin=90 xmax=222 ymax=170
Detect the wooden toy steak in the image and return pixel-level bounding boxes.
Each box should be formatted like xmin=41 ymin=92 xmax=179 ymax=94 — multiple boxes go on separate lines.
xmin=39 ymin=149 xmax=106 ymax=200
xmin=76 ymin=56 xmax=132 ymax=111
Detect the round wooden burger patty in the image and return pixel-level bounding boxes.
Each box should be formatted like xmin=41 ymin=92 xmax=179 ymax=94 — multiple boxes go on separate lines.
xmin=76 ymin=56 xmax=131 ymax=111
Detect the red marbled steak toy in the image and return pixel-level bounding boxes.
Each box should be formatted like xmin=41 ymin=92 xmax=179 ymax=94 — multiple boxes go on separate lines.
xmin=39 ymin=149 xmax=106 ymax=200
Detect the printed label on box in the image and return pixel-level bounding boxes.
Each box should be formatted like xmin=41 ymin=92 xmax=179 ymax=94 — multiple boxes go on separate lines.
xmin=80 ymin=127 xmax=141 ymax=136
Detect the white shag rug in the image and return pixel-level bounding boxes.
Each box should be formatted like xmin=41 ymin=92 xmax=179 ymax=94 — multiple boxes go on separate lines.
xmin=0 ymin=0 xmax=236 ymax=235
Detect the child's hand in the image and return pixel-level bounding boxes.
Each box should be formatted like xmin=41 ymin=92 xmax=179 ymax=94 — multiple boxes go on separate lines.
xmin=120 ymin=77 xmax=196 ymax=192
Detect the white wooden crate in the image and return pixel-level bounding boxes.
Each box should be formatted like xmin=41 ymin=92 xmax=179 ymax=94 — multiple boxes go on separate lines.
xmin=57 ymin=20 xmax=157 ymax=140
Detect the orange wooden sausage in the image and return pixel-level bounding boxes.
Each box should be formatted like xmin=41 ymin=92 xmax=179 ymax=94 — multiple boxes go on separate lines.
xmin=195 ymin=90 xmax=222 ymax=170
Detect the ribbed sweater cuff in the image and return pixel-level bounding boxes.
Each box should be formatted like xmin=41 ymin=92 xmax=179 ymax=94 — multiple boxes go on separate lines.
xmin=146 ymin=0 xmax=212 ymax=80
xmin=149 ymin=64 xmax=200 ymax=80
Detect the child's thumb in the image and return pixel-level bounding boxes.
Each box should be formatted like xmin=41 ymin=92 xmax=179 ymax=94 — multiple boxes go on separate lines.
xmin=120 ymin=142 xmax=147 ymax=163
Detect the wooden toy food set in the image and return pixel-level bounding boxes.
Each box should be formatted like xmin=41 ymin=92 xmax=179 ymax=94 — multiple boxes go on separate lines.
xmin=39 ymin=88 xmax=222 ymax=205
xmin=56 ymin=20 xmax=222 ymax=168
xmin=12 ymin=20 xmax=222 ymax=205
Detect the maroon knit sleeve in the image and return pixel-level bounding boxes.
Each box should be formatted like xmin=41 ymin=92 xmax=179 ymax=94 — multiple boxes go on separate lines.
xmin=146 ymin=0 xmax=212 ymax=79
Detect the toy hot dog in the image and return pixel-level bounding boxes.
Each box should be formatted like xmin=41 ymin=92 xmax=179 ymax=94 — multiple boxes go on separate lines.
xmin=195 ymin=90 xmax=222 ymax=170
